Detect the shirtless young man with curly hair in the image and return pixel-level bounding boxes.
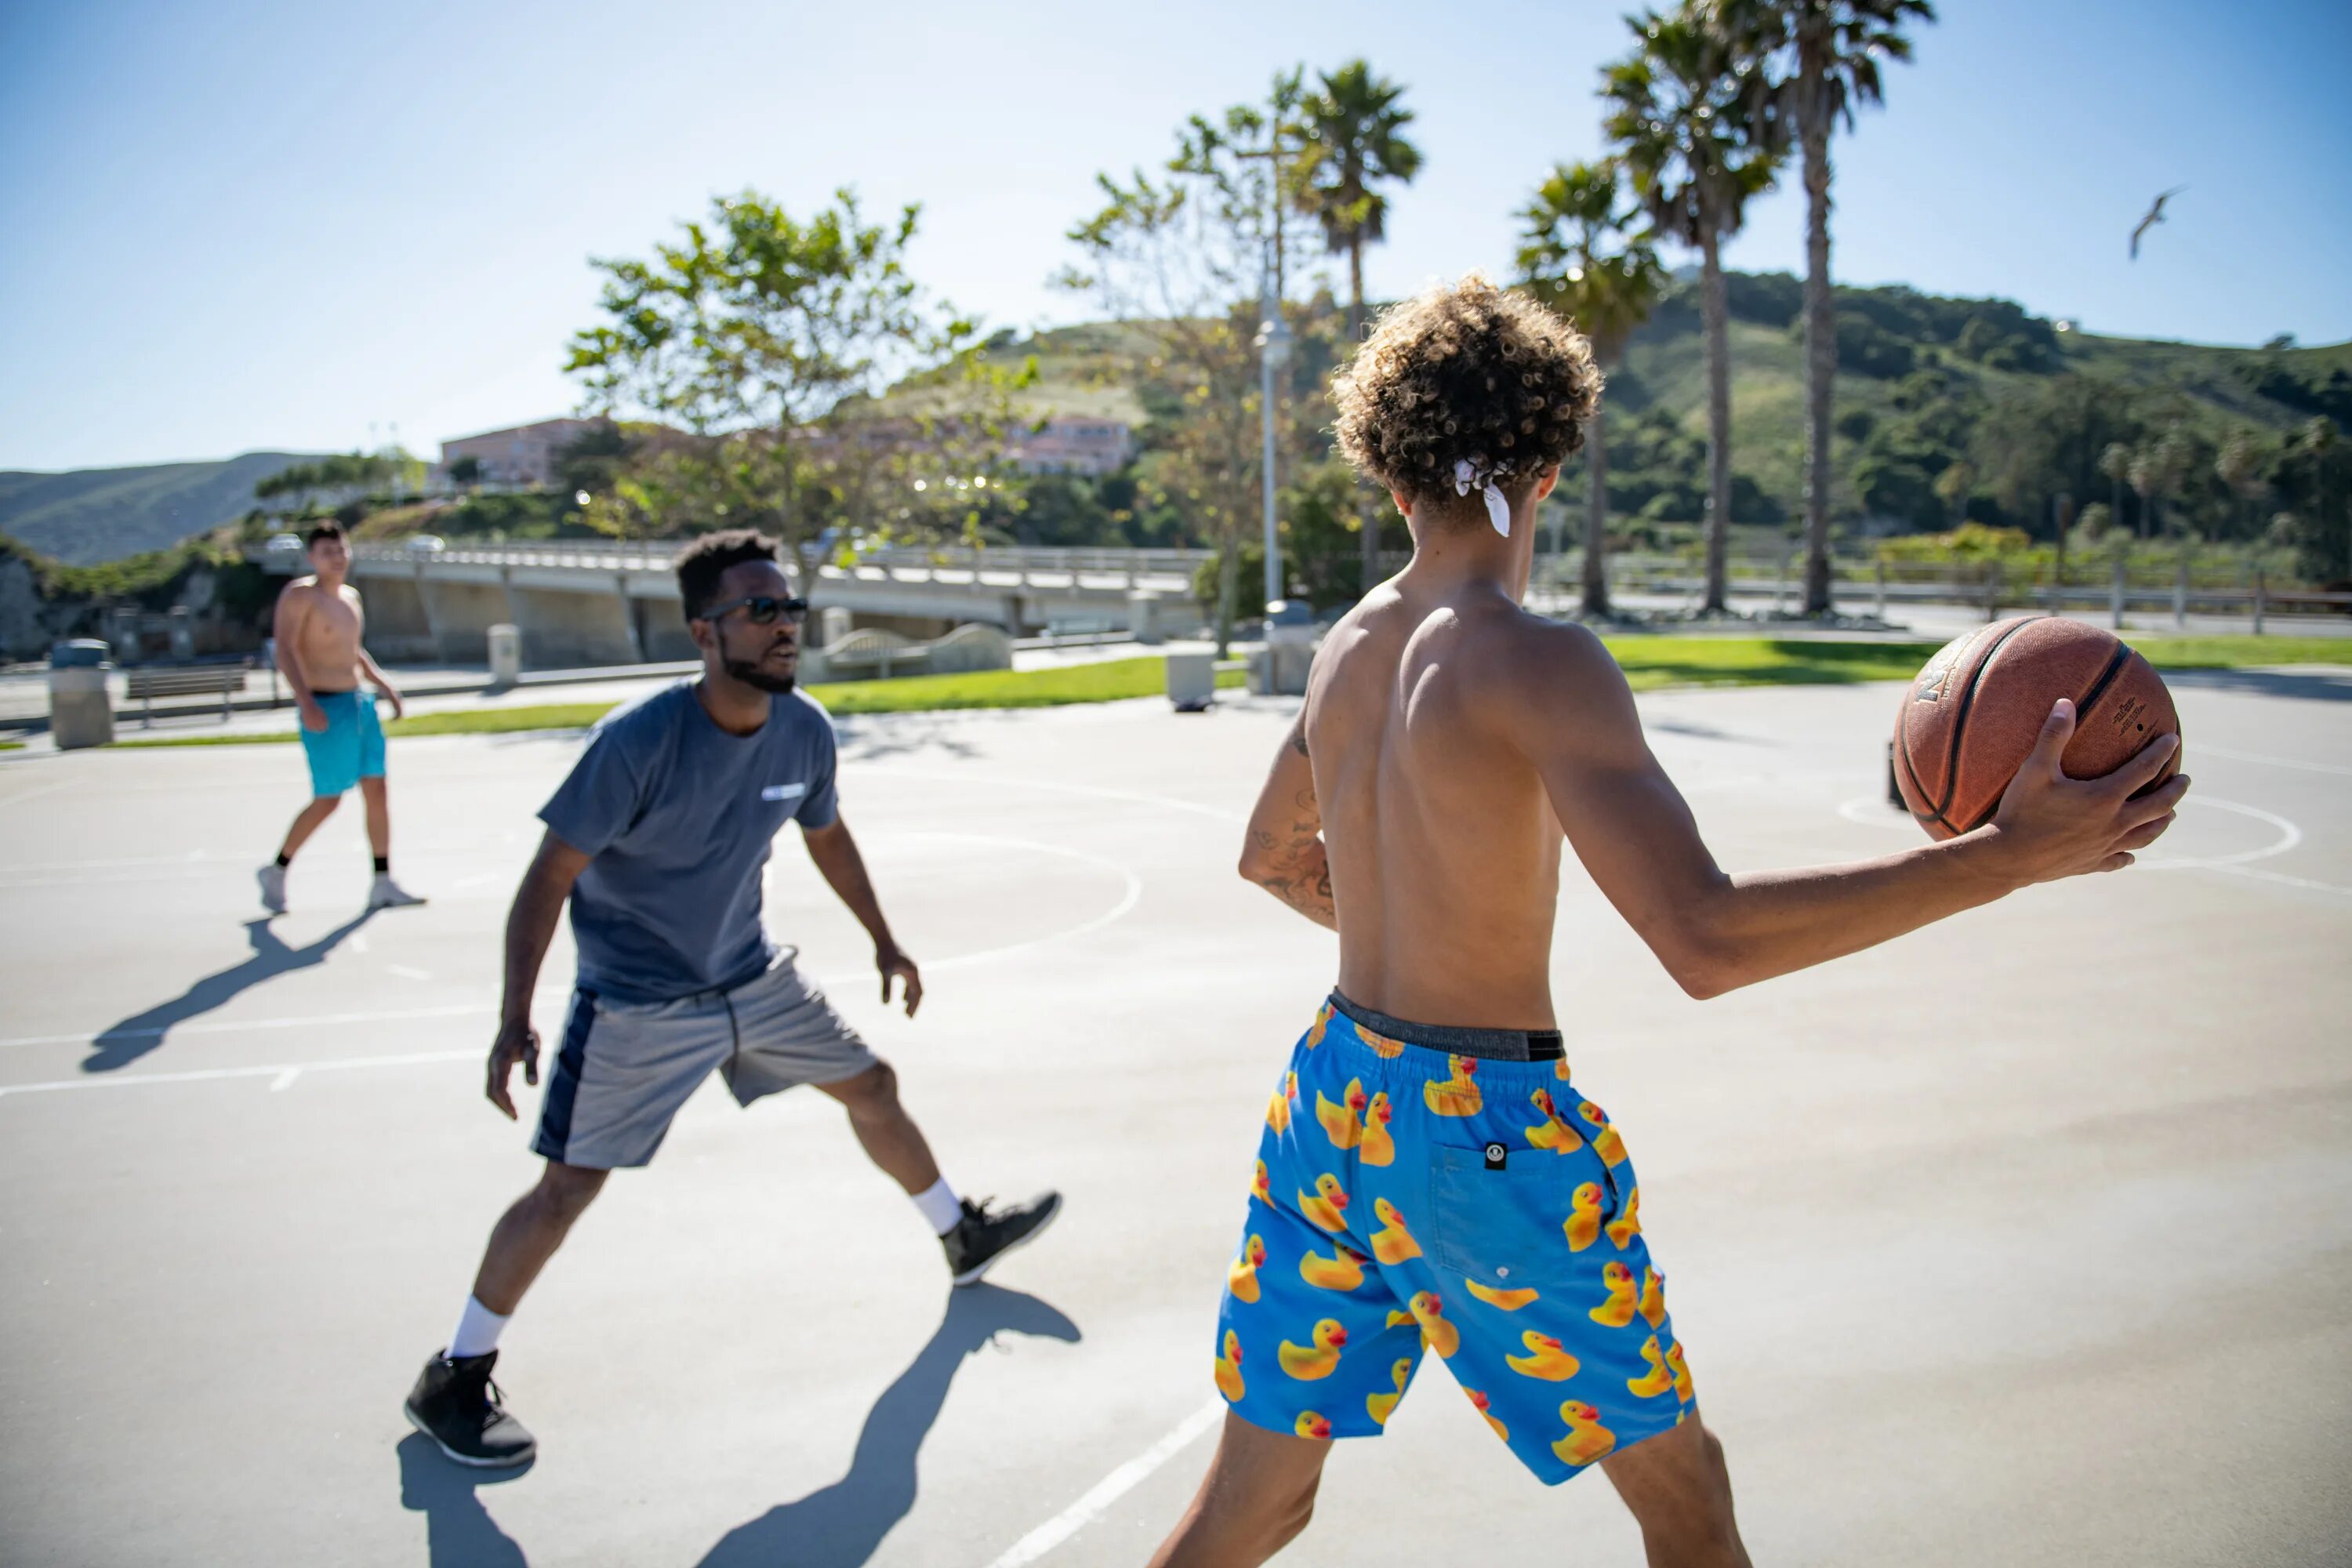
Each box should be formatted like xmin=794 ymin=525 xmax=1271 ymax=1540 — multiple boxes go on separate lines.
xmin=1147 ymin=275 xmax=2186 ymax=1567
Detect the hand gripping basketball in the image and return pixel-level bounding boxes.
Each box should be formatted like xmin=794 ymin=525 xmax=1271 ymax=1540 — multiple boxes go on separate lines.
xmin=1987 ymin=699 xmax=2190 ymax=883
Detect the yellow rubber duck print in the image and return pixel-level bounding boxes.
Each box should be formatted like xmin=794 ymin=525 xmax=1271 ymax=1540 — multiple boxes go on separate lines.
xmin=1606 ymin=1185 xmax=1642 ymax=1250
xmin=1407 ymin=1291 xmax=1461 ymax=1359
xmin=1278 ymin=1319 xmax=1348 ymax=1381
xmin=1250 ymin=1160 xmax=1272 ymax=1206
xmin=1504 ymin=1330 xmax=1581 ymax=1381
xmin=1589 ymin=1261 xmax=1639 ymax=1327
xmin=1422 ymin=1054 xmax=1483 ymax=1116
xmin=1315 ymin=1078 xmax=1368 ymax=1150
xmin=1228 ymin=1235 xmax=1266 ymax=1304
xmin=1576 ymin=1101 xmax=1629 ymax=1168
xmin=1626 ymin=1334 xmax=1675 ymax=1398
xmin=1666 ymin=1340 xmax=1694 ymax=1403
xmin=1385 ymin=1309 xmax=1416 ymax=1331
xmin=1306 ymin=1002 xmax=1332 ymax=1048
xmin=1369 ymin=1198 xmax=1421 ymax=1265
xmin=1552 ymin=1400 xmax=1617 ymax=1468
xmin=1298 ymin=1173 xmax=1350 ymax=1232
xmin=1465 ymin=1278 xmax=1541 ymax=1311
xmin=1265 ymin=1072 xmax=1296 ymax=1134
xmin=1638 ymin=1265 xmax=1666 ymax=1329
xmin=1554 ymin=1055 xmax=1573 ymax=1081
xmin=1563 ymin=1181 xmax=1604 ymax=1253
xmin=1468 ymin=1388 xmax=1509 ymax=1441
xmin=1367 ymin=1357 xmax=1410 ymax=1426
xmin=1358 ymin=1025 xmax=1406 ymax=1058
xmin=1214 ymin=1330 xmax=1246 ymax=1402
xmin=1358 ymin=1091 xmax=1396 ymax=1167
xmin=1294 ymin=1410 xmax=1334 ymax=1439
xmin=1298 ymin=1243 xmax=1367 ymax=1293
xmin=1524 ymin=1088 xmax=1585 ymax=1154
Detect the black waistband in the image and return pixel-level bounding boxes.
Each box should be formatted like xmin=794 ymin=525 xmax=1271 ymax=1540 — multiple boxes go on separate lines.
xmin=1329 ymin=989 xmax=1564 ymax=1062
xmin=310 ymin=688 xmax=358 ymax=699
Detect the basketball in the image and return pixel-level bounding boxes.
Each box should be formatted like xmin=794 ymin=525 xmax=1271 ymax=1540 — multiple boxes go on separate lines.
xmin=1892 ymin=616 xmax=2180 ymax=840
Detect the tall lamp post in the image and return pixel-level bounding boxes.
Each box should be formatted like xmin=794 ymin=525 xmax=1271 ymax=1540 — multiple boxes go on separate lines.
xmin=1254 ymin=273 xmax=1292 ymax=608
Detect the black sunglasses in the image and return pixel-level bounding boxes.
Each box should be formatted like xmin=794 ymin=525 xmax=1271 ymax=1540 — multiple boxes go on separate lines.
xmin=699 ymin=593 xmax=809 ymax=626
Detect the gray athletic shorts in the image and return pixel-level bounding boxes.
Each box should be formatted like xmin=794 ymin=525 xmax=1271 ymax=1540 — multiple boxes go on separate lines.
xmin=530 ymin=949 xmax=879 ymax=1170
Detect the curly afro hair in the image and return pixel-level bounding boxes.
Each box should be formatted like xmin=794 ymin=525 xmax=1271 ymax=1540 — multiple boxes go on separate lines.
xmin=1331 ymin=272 xmax=1602 ymax=524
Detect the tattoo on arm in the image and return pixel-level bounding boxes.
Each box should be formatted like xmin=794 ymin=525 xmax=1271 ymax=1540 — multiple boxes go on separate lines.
xmin=1251 ymin=792 xmax=1337 ymax=930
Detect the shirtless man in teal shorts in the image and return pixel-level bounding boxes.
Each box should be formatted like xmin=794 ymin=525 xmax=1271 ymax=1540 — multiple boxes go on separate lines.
xmin=1148 ymin=274 xmax=2188 ymax=1566
xmin=257 ymin=520 xmax=425 ymax=913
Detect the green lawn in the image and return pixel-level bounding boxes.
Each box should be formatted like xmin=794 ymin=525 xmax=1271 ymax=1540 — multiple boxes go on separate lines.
xmin=104 ymin=635 xmax=2352 ymax=748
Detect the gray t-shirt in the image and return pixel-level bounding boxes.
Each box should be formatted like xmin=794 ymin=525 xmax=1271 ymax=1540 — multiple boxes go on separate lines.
xmin=538 ymin=681 xmax=839 ymax=1004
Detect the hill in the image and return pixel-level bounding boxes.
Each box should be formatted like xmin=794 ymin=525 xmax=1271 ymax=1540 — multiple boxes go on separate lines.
xmin=0 ymin=451 xmax=320 ymax=565
xmin=977 ymin=276 xmax=2349 ymax=543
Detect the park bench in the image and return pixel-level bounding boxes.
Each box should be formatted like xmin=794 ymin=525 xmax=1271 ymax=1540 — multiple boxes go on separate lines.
xmin=123 ymin=666 xmax=242 ymax=727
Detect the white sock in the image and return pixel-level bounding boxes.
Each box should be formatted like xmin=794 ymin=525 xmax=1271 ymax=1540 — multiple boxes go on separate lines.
xmin=447 ymin=1295 xmax=509 ymax=1360
xmin=912 ymin=1178 xmax=964 ymax=1236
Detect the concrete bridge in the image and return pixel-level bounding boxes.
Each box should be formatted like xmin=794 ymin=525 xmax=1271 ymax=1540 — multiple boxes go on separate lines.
xmin=261 ymin=540 xmax=1210 ymax=668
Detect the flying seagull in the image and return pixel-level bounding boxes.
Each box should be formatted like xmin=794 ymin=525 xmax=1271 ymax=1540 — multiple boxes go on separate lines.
xmin=2130 ymin=187 xmax=2186 ymax=260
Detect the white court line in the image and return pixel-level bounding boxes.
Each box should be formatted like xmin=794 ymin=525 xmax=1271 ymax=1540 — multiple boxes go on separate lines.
xmin=386 ymin=964 xmax=434 ymax=981
xmin=0 ymin=781 xmax=64 ymax=810
xmin=2191 ymin=743 xmax=2352 ymax=777
xmin=982 ymin=1401 xmax=1225 ymax=1567
xmin=0 ymin=1050 xmax=477 ymax=1098
xmin=270 ymin=1068 xmax=301 ymax=1091
xmin=0 ymin=1001 xmax=493 ymax=1051
xmin=863 ymin=766 xmax=1248 ymax=826
xmin=875 ymin=833 xmax=1145 ymax=974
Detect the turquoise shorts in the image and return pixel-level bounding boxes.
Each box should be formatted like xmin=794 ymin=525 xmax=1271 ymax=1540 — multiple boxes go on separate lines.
xmin=299 ymin=691 xmax=387 ymax=797
xmin=1214 ymin=993 xmax=1695 ymax=1483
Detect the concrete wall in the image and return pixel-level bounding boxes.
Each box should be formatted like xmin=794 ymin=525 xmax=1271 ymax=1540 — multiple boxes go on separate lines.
xmin=358 ymin=575 xmax=439 ymax=662
xmin=510 ymin=584 xmax=637 ymax=668
xmin=634 ymin=599 xmax=698 ymax=662
xmin=419 ymin=579 xmax=513 ymax=664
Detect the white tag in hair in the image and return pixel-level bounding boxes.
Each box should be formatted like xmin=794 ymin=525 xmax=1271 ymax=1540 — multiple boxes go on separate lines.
xmin=1453 ymin=459 xmax=1512 ymax=539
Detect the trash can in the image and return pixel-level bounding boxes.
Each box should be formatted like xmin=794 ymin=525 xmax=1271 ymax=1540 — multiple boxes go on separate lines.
xmin=487 ymin=623 xmax=522 ymax=689
xmin=1254 ymin=600 xmax=1316 ymax=697
xmin=1127 ymin=590 xmax=1164 ymax=646
xmin=49 ymin=639 xmax=115 ymax=750
xmin=1167 ymin=650 xmax=1217 ymax=712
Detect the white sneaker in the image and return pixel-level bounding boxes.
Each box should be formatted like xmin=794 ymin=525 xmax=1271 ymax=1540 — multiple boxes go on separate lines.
xmin=257 ymin=863 xmax=288 ymax=914
xmin=368 ymin=874 xmax=427 ymax=910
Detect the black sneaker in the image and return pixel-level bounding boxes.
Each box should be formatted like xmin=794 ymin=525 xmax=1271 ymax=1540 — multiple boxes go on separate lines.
xmin=404 ymin=1350 xmax=536 ymax=1468
xmin=942 ymin=1191 xmax=1062 ymax=1287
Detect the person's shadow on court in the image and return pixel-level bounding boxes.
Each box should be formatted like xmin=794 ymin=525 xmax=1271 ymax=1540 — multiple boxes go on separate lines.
xmin=83 ymin=911 xmax=376 ymax=1073
xmin=397 ymin=1432 xmax=532 ymax=1566
xmin=697 ymin=1283 xmax=1082 ymax=1568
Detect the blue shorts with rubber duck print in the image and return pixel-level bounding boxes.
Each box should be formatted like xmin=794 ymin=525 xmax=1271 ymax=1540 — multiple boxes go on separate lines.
xmin=1213 ymin=992 xmax=1696 ymax=1483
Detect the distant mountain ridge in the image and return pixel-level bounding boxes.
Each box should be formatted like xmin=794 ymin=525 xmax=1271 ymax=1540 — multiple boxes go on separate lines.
xmin=0 ymin=452 xmax=321 ymax=565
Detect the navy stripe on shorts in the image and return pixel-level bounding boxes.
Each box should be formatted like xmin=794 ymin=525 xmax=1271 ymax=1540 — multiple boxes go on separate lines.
xmin=532 ymin=990 xmax=597 ymax=1163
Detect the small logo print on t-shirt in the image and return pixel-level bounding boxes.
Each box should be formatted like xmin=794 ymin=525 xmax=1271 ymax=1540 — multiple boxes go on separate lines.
xmin=760 ymin=782 xmax=808 ymax=803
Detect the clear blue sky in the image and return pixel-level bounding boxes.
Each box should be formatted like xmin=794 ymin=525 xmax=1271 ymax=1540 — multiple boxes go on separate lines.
xmin=3 ymin=0 xmax=2346 ymax=472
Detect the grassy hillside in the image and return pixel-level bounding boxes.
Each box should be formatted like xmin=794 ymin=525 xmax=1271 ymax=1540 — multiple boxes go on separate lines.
xmin=0 ymin=451 xmax=320 ymax=565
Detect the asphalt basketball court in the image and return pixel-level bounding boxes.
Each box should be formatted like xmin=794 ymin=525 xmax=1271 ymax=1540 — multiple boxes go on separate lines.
xmin=2 ymin=668 xmax=2347 ymax=1566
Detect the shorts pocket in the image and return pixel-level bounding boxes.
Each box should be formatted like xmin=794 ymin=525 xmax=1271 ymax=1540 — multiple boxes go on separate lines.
xmin=1425 ymin=1142 xmax=1581 ymax=1287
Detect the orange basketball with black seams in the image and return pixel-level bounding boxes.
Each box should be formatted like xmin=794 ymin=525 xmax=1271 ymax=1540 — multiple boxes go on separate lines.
xmin=1893 ymin=616 xmax=2180 ymax=841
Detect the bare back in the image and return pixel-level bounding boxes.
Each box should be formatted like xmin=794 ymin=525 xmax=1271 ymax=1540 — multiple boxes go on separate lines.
xmin=1306 ymin=579 xmax=1566 ymax=1030
xmin=277 ymin=578 xmax=366 ymax=691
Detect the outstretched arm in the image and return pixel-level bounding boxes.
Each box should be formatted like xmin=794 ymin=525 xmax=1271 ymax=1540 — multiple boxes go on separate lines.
xmin=485 ymin=829 xmax=590 ymax=1119
xmin=1517 ymin=624 xmax=2187 ymax=999
xmin=803 ymin=815 xmax=923 ymax=1015
xmin=1237 ymin=711 xmax=1337 ymax=930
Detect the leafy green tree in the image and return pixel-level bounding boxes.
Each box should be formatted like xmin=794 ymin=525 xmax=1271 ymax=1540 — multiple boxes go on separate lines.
xmin=1518 ymin=158 xmax=1664 ymax=616
xmin=2213 ymin=429 xmax=2265 ymax=544
xmin=446 ymin=454 xmax=483 ymax=489
xmin=1063 ymin=89 xmax=1339 ymax=653
xmin=1604 ymin=3 xmax=1782 ymax=611
xmin=2127 ymin=433 xmax=2194 ymax=541
xmin=1931 ymin=456 xmax=1974 ymax=528
xmin=564 ymin=188 xmax=1003 ymax=589
xmin=2098 ymin=440 xmax=2135 ymax=539
xmin=1735 ymin=0 xmax=1934 ymax=613
xmin=1294 ymin=60 xmax=1423 ymax=594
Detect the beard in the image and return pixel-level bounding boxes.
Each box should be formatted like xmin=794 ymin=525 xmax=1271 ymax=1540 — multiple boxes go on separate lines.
xmin=723 ymin=651 xmax=797 ymax=695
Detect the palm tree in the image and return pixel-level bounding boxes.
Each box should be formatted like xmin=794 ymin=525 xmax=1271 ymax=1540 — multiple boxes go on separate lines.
xmin=1604 ymin=5 xmax=1780 ymax=612
xmin=1295 ymin=60 xmax=1423 ymax=594
xmin=1517 ymin=160 xmax=1665 ymax=617
xmin=1737 ymin=0 xmax=1934 ymax=615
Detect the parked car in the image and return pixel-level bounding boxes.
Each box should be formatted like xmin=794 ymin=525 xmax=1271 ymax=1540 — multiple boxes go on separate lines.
xmin=405 ymin=535 xmax=448 ymax=556
xmin=266 ymin=533 xmax=304 ymax=554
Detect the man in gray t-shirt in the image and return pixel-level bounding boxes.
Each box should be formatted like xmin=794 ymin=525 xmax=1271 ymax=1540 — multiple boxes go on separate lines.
xmin=402 ymin=529 xmax=1062 ymax=1470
